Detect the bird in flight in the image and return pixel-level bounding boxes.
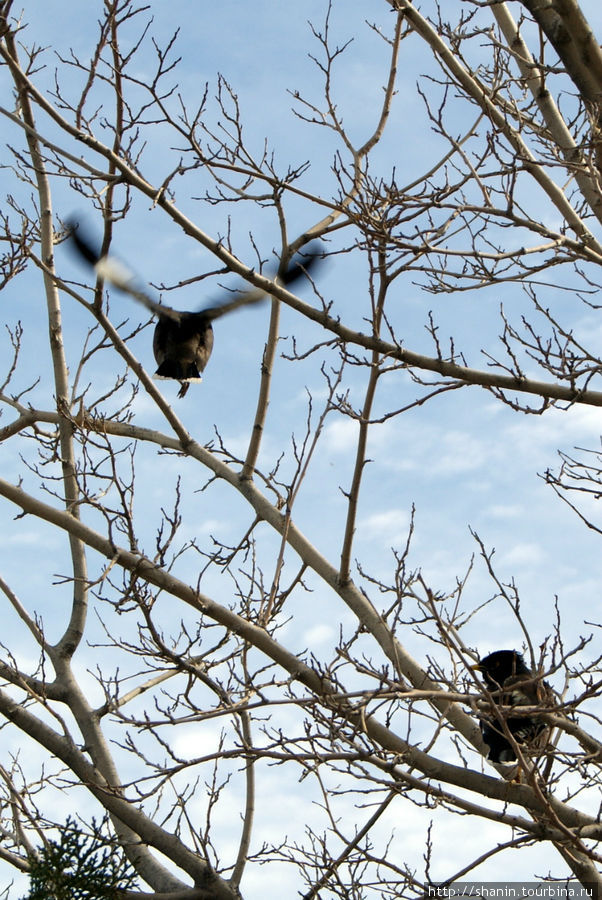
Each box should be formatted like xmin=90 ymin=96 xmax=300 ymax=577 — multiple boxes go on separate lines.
xmin=472 ymin=649 xmax=553 ymax=765
xmin=67 ymin=220 xmax=322 ymax=397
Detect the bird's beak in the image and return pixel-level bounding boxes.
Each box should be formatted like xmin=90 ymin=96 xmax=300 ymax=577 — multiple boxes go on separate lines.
xmin=470 ymin=663 xmax=483 ymax=672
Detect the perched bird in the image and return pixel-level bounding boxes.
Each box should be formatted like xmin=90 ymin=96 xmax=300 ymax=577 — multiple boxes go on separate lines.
xmin=472 ymin=649 xmax=552 ymax=764
xmin=67 ymin=221 xmax=321 ymax=397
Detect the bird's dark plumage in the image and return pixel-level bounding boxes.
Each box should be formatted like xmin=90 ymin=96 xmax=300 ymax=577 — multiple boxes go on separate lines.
xmin=152 ymin=311 xmax=214 ymax=398
xmin=70 ymin=225 xmax=102 ymax=267
xmin=66 ymin=219 xmax=322 ymax=398
xmin=150 ymin=248 xmax=321 ymax=397
xmin=473 ymin=649 xmax=552 ymax=764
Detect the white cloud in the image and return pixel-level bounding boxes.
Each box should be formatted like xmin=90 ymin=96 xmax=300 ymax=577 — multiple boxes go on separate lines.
xmin=324 ymin=417 xmax=359 ymax=452
xmin=487 ymin=504 xmax=522 ymax=519
xmin=360 ymin=509 xmax=410 ymax=545
xmin=172 ymin=723 xmax=223 ymax=762
xmin=6 ymin=529 xmax=56 ymax=546
xmin=498 ymin=541 xmax=546 ymax=567
xmin=303 ymin=623 xmax=336 ymax=645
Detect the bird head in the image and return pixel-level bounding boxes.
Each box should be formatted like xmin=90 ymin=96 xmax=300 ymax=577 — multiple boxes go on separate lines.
xmin=471 ymin=649 xmax=531 ymax=691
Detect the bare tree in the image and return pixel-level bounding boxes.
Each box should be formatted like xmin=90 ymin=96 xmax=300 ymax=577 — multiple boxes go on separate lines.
xmin=0 ymin=1 xmax=601 ymax=897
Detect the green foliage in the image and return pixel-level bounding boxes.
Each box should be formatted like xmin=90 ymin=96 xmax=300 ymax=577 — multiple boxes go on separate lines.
xmin=21 ymin=818 xmax=138 ymax=900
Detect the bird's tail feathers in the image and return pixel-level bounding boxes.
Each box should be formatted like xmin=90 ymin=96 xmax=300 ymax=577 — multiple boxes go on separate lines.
xmin=154 ymin=360 xmax=202 ymax=382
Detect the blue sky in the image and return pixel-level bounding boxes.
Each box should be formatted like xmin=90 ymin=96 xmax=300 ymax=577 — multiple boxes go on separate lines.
xmin=1 ymin=1 xmax=602 ymax=897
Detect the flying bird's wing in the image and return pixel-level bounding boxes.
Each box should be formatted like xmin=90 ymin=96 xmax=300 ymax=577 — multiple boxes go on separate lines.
xmin=193 ymin=246 xmax=324 ymax=322
xmin=67 ymin=219 xmax=322 ymax=322
xmin=66 ymin=220 xmax=181 ymax=322
xmin=67 ymin=218 xmax=324 ymax=398
xmin=69 ymin=223 xmax=102 ymax=267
